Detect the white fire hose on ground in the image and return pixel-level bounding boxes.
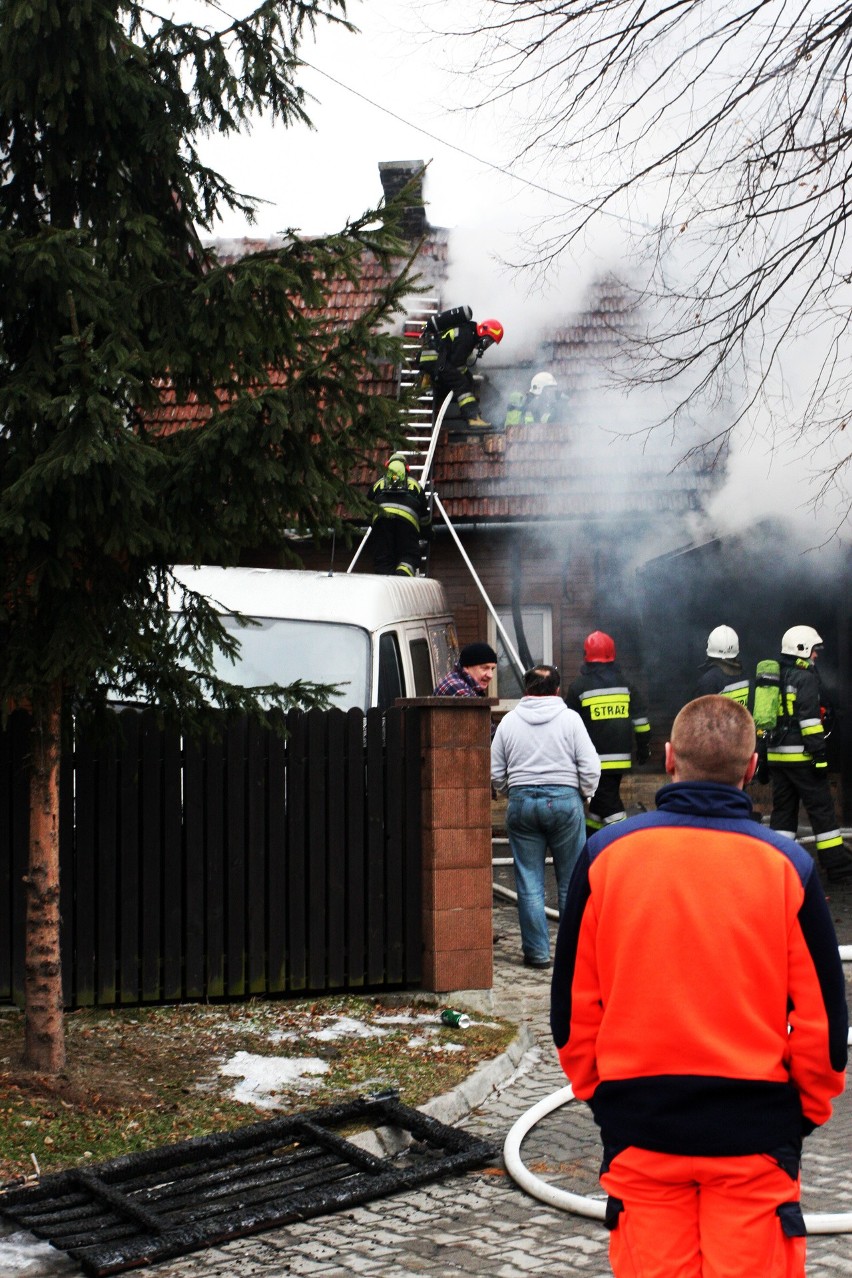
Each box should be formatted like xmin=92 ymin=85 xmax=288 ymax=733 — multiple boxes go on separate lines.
xmin=495 ymin=840 xmax=852 ymax=1234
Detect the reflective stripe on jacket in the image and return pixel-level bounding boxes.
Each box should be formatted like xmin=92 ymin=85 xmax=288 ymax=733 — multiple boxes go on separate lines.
xmin=566 ymin=662 xmax=649 ymax=771
xmin=694 ymin=659 xmax=751 ymax=706
xmin=369 ymin=476 xmax=430 ymax=532
xmin=766 ymin=657 xmax=827 ymax=766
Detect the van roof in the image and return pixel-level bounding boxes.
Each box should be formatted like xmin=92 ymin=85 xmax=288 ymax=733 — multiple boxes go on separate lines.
xmin=171 ymin=567 xmax=453 ymax=630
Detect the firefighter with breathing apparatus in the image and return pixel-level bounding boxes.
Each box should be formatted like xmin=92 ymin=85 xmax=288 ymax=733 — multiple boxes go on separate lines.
xmin=368 ymin=452 xmax=430 ymax=578
xmin=693 ymin=624 xmax=750 ymax=704
xmin=765 ymin=624 xmax=852 ymax=881
xmin=417 ymin=305 xmax=503 ymax=428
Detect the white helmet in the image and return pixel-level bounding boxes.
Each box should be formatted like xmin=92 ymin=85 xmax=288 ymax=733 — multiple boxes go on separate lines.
xmin=781 ymin=625 xmax=823 ymax=658
xmin=706 ymin=625 xmax=739 ymax=660
xmin=529 ymin=371 xmax=557 ymax=396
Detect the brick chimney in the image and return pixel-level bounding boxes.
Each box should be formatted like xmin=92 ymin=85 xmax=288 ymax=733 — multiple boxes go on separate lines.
xmin=378 ymin=160 xmax=428 ymax=240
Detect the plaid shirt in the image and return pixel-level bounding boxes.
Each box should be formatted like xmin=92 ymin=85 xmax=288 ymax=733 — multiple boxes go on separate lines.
xmin=432 ymin=665 xmax=485 ymax=698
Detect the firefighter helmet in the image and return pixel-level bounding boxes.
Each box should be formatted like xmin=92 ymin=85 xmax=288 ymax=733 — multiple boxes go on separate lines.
xmin=386 ymin=452 xmax=408 ymax=481
xmin=584 ymin=630 xmax=616 ymax=663
xmin=781 ymin=625 xmax=823 ymax=658
xmin=529 ymin=372 xmax=557 ymax=396
xmin=476 ymin=319 xmax=503 ymax=344
xmin=706 ymin=625 xmax=739 ymax=660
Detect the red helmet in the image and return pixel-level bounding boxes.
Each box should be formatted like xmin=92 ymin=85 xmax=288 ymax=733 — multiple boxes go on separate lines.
xmin=584 ymin=630 xmax=615 ymax=663
xmin=476 ymin=319 xmax=503 ymax=344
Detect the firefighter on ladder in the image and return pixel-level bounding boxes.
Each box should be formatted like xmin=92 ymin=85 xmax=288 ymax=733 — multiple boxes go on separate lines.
xmin=566 ymin=630 xmax=652 ymax=837
xmin=368 ymin=452 xmax=431 ymax=577
xmin=417 ymin=306 xmax=503 ymax=428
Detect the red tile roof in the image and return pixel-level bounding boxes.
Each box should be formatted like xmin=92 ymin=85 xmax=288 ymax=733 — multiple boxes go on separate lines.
xmin=151 ymin=240 xmax=710 ymax=525
xmin=147 ymin=233 xmax=448 ymax=434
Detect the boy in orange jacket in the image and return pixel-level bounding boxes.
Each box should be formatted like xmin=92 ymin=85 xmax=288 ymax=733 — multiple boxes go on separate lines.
xmin=551 ymin=695 xmax=847 ymax=1277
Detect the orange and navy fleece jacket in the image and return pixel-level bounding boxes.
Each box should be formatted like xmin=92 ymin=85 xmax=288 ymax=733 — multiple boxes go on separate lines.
xmin=550 ymin=781 xmax=848 ymax=1157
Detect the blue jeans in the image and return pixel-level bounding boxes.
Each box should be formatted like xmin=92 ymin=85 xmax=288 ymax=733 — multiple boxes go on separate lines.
xmin=505 ymin=785 xmax=586 ymax=962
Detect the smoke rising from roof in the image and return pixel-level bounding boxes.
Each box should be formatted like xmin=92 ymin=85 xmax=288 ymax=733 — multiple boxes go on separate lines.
xmin=440 ymin=220 xmax=852 ymax=563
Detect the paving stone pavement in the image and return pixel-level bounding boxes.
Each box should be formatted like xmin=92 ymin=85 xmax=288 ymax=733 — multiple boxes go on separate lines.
xmin=3 ymin=880 xmax=849 ymax=1276
xmin=141 ymin=897 xmax=851 ymax=1278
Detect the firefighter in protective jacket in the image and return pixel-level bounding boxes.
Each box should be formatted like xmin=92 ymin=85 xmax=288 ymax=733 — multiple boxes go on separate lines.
xmin=693 ymin=624 xmax=750 ymax=704
xmin=767 ymin=625 xmax=852 ymax=881
xmin=368 ymin=453 xmax=430 ymax=577
xmin=566 ymin=631 xmax=651 ymax=836
xmin=417 ymin=306 xmax=502 ymax=427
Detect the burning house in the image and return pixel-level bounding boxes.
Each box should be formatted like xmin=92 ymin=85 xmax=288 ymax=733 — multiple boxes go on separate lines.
xmin=181 ymin=159 xmax=852 ymax=813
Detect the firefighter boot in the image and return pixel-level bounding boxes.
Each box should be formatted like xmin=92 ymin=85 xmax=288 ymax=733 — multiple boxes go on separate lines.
xmin=466 ymin=416 xmax=491 ymax=429
xmin=824 ymin=847 xmax=852 ymax=882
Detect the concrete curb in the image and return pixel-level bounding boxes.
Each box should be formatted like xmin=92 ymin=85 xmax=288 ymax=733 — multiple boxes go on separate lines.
xmin=350 ymin=1023 xmax=537 ymax=1159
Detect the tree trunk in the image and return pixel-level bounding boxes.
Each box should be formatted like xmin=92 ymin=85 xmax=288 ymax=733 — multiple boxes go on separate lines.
xmin=23 ymin=682 xmax=66 ymax=1074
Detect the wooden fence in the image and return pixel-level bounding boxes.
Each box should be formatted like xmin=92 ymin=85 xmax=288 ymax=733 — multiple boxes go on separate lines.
xmin=0 ymin=706 xmax=423 ymax=1009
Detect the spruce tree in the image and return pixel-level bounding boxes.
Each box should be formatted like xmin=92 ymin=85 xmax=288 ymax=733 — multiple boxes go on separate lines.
xmin=0 ymin=0 xmax=414 ymax=1072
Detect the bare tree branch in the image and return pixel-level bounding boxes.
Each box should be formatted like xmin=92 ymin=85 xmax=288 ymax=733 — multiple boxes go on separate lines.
xmin=441 ymin=0 xmax=852 ymax=520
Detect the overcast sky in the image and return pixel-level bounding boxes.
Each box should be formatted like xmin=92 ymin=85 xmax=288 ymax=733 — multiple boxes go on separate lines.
xmin=187 ymin=0 xmax=567 ymax=242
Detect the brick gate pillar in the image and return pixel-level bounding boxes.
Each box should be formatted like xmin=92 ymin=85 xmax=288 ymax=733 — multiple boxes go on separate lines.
xmin=403 ymin=698 xmax=495 ymax=993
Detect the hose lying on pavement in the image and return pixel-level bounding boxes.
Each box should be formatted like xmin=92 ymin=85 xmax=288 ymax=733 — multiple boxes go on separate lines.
xmin=503 ymin=950 xmax=852 ymax=1236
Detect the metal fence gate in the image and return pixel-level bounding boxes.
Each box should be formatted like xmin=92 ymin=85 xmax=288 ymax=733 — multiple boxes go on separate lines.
xmin=0 ymin=705 xmax=422 ymax=1008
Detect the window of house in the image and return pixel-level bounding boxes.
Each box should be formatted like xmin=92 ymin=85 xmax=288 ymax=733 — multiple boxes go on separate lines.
xmin=488 ymin=606 xmax=553 ymax=705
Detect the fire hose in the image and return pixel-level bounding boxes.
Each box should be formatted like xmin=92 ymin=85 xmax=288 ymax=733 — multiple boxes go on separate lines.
xmin=495 ymin=840 xmax=852 ymax=1234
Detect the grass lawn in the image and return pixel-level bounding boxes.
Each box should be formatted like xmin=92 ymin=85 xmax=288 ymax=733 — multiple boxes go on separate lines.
xmin=0 ymin=997 xmax=515 ymax=1184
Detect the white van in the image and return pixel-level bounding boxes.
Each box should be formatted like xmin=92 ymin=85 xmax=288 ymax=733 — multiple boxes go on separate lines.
xmin=171 ymin=567 xmax=459 ymax=712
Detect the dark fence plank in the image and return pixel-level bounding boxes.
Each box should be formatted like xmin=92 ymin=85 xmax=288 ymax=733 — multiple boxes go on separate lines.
xmin=365 ymin=709 xmax=386 ymax=986
xmin=74 ymin=727 xmax=98 ymax=1007
xmin=226 ymin=717 xmax=247 ymax=998
xmin=307 ymin=710 xmax=328 ymax=991
xmin=0 ymin=715 xmax=11 ymax=1002
xmin=140 ymin=713 xmax=163 ymax=1002
xmin=118 ymin=713 xmax=141 ymax=1004
xmin=161 ymin=727 xmax=183 ymax=1002
xmin=285 ymin=710 xmax=307 ymax=991
xmin=325 ymin=709 xmax=347 ymax=990
xmin=0 ymin=712 xmax=31 ymax=1006
xmin=246 ymin=718 xmax=267 ymax=996
xmin=384 ymin=709 xmax=405 ymax=984
xmin=183 ymin=734 xmax=205 ymax=1000
xmin=11 ymin=714 xmax=29 ymax=1009
xmin=96 ymin=729 xmax=119 ymax=1006
xmin=59 ymin=718 xmax=75 ymax=1008
xmin=267 ymin=721 xmax=287 ymax=994
xmin=403 ymin=708 xmax=423 ymax=984
xmin=205 ymin=736 xmax=226 ymax=999
xmin=345 ymin=709 xmax=366 ymax=988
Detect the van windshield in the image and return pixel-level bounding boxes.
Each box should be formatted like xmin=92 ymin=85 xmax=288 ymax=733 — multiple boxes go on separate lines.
xmin=214 ymin=616 xmax=371 ymax=710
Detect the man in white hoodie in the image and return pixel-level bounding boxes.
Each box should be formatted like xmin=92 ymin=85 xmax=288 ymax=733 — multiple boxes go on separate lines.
xmin=491 ymin=665 xmax=601 ymax=968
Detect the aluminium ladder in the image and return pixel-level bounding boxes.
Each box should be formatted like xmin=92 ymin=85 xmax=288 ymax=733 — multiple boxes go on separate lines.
xmin=397 ymin=297 xmax=441 ymax=480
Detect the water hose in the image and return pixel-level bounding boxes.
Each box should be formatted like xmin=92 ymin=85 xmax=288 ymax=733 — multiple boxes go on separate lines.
xmin=503 ymin=953 xmax=852 ymax=1234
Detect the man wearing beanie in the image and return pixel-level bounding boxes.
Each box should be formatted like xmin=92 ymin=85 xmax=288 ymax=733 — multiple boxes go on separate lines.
xmin=433 ymin=641 xmax=498 ymax=698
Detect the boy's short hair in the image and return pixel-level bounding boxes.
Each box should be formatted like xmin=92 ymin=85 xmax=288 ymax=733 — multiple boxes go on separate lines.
xmin=671 ymin=696 xmax=756 ymax=784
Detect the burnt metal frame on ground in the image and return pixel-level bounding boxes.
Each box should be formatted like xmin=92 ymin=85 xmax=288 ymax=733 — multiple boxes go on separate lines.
xmin=0 ymin=1091 xmax=496 ymax=1277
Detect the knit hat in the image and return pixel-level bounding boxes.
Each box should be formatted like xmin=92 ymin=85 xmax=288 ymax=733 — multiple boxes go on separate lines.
xmin=459 ymin=642 xmax=498 ymax=667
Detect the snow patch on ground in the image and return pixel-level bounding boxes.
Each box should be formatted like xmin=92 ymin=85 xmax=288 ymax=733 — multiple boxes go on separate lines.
xmin=0 ymin=1226 xmax=77 ymax=1274
xmin=219 ymin=1052 xmax=328 ymax=1107
xmin=308 ymin=1016 xmax=390 ymax=1041
xmin=372 ymin=1013 xmax=443 ymax=1025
